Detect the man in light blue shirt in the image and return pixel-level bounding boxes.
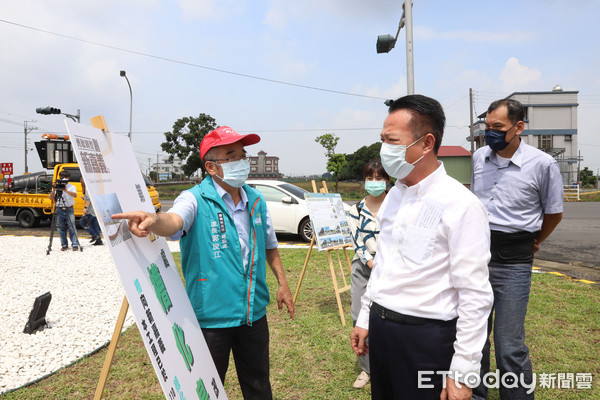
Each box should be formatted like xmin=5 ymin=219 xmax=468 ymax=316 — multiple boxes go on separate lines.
xmin=471 ymin=98 xmax=563 ymax=399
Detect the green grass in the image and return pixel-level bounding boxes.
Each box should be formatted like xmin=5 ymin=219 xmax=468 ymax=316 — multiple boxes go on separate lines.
xmin=580 ymin=191 xmax=600 ymax=202
xmin=156 ymin=180 xmax=366 ymax=201
xmin=156 ymin=183 xmax=196 ymax=200
xmin=3 ymin=250 xmax=599 ymax=399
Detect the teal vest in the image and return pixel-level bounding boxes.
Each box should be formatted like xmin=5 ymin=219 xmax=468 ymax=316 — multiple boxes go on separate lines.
xmin=180 ymin=177 xmax=270 ymax=328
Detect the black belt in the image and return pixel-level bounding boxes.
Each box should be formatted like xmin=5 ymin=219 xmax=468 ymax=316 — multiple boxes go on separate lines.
xmin=490 ymin=230 xmax=537 ymax=264
xmin=371 ymin=302 xmax=430 ymax=326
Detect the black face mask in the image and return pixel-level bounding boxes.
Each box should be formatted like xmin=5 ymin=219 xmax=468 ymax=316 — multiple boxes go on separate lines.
xmin=484 ymin=123 xmax=517 ymax=151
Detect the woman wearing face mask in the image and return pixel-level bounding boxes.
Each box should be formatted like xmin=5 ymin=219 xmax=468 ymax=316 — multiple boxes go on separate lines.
xmin=348 ymin=159 xmax=390 ymax=390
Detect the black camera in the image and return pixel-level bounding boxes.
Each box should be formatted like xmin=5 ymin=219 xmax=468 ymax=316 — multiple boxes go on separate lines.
xmin=54 ymin=178 xmax=69 ymax=189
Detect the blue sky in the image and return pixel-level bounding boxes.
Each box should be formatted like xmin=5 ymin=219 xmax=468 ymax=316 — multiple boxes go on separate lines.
xmin=1 ymin=0 xmax=599 ymax=177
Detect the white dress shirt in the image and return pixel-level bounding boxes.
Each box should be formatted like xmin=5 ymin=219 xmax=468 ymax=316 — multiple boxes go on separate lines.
xmin=356 ymin=162 xmax=493 ymax=377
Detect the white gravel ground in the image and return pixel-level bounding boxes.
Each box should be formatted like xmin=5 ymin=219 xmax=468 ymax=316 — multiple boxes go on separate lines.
xmin=0 ymin=235 xmax=181 ymax=395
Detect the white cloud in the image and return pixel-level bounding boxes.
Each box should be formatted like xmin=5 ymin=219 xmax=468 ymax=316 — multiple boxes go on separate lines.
xmin=353 ymin=78 xmax=406 ymax=101
xmin=174 ymin=0 xmax=245 ymax=21
xmin=415 ymin=26 xmax=536 ymax=43
xmin=263 ymin=2 xmax=286 ymax=30
xmin=499 ymin=57 xmax=542 ymax=91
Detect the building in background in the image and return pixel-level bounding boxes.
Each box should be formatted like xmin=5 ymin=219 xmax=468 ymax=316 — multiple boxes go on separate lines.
xmin=470 ymin=86 xmax=581 ymax=184
xmin=152 ymin=157 xmax=183 ymax=181
xmin=249 ymin=150 xmax=282 ymax=180
xmin=439 ymin=146 xmax=472 ymax=185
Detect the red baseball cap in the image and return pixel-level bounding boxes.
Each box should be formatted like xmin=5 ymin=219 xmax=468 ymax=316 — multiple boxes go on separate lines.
xmin=199 ymin=126 xmax=261 ymax=160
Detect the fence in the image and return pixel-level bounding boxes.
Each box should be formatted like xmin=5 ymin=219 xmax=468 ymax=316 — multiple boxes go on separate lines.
xmin=563 ymin=185 xmax=580 ymax=202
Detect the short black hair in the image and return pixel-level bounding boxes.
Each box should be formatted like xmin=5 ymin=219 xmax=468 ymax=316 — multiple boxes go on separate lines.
xmin=363 ymin=160 xmax=389 ymax=181
xmin=387 ymin=94 xmax=445 ymax=154
xmin=59 ymin=170 xmax=71 ymax=178
xmin=487 ymin=98 xmax=525 ymax=125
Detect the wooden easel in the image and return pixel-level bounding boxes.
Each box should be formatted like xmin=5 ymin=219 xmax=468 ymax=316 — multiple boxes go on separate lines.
xmin=87 ymin=115 xmax=131 ymax=400
xmin=292 ymin=180 xmax=353 ymax=326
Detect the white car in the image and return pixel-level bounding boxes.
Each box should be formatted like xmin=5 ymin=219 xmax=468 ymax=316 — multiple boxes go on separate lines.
xmin=246 ymin=180 xmax=352 ymax=242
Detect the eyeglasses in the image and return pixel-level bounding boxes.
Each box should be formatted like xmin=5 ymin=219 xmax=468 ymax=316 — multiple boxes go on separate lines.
xmin=205 ymin=155 xmax=248 ymax=164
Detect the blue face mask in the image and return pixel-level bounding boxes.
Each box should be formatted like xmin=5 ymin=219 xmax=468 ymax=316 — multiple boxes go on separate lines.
xmin=485 ymin=123 xmax=518 ymax=151
xmin=365 ymin=180 xmax=387 ymax=197
xmin=218 ymin=159 xmax=250 ymax=188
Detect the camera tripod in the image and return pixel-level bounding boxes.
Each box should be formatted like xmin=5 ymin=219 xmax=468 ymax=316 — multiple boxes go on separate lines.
xmin=46 ymin=189 xmax=83 ymax=255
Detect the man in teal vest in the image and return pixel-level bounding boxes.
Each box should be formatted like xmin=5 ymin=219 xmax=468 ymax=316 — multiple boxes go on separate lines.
xmin=113 ymin=126 xmax=295 ymax=399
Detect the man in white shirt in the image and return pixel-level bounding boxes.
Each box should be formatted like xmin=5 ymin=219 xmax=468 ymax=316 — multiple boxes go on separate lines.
xmin=350 ymin=95 xmax=493 ymax=400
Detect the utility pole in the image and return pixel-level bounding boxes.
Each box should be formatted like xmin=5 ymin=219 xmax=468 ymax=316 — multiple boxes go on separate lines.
xmin=148 ymin=157 xmax=151 ymax=176
xmin=469 ymin=88 xmax=475 ymax=154
xmin=23 ymin=120 xmax=37 ymax=173
xmin=156 ymin=153 xmax=159 ymax=181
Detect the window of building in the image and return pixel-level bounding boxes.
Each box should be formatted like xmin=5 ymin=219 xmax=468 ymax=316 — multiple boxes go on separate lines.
xmin=538 ymin=135 xmax=553 ymax=149
xmin=274 ymin=160 xmax=278 ymax=165
xmin=266 ymin=167 xmax=272 ymax=172
xmin=266 ymin=160 xmax=272 ymax=165
xmin=565 ymin=134 xmax=573 ymax=142
xmin=251 ymin=167 xmax=257 ymax=172
xmin=251 ymin=159 xmax=257 ymax=165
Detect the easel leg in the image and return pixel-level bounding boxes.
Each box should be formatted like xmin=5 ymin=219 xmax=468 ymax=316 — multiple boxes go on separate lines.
xmin=327 ymin=251 xmax=346 ymax=326
xmin=94 ymin=296 xmax=129 ymax=400
xmin=293 ymin=236 xmax=315 ymax=305
xmin=342 ymin=248 xmax=352 ymax=274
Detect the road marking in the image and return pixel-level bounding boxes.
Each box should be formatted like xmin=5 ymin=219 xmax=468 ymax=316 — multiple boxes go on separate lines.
xmin=533 ymin=266 xmax=599 ymax=286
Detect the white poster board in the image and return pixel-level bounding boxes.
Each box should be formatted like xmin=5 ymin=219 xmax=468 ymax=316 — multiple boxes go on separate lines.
xmin=66 ymin=120 xmax=227 ymax=400
xmin=304 ymin=193 xmax=352 ymax=251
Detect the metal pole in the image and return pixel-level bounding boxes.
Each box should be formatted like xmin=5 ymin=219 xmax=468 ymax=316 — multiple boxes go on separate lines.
xmin=469 ymin=88 xmax=474 ymax=154
xmin=127 ymin=81 xmax=132 ymax=141
xmin=76 ymin=109 xmax=81 ymax=123
xmin=120 ymin=72 xmax=133 ymax=141
xmin=404 ymin=0 xmax=414 ymax=95
xmin=24 ymin=121 xmax=28 ymax=173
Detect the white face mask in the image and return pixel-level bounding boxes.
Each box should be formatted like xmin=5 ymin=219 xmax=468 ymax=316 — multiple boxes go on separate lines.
xmin=217 ymin=158 xmax=250 ymax=188
xmin=379 ymin=136 xmax=424 ymax=180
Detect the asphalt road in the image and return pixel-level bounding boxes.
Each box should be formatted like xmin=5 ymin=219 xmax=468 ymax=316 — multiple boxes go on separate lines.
xmin=2 ymin=200 xmax=598 ymax=274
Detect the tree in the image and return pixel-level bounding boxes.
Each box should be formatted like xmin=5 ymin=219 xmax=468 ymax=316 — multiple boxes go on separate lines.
xmin=326 ymin=153 xmax=348 ymax=191
xmin=579 ymin=167 xmax=597 ymax=187
xmin=161 ymin=113 xmax=217 ymax=178
xmin=340 ymin=142 xmax=382 ymax=180
xmin=315 ymin=133 xmax=343 ymax=191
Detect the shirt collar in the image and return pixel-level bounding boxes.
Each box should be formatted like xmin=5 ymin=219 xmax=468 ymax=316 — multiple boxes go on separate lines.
xmin=484 ymin=140 xmax=525 ymax=168
xmin=395 ymin=161 xmax=446 ymax=197
xmin=213 ymin=179 xmax=248 ymax=209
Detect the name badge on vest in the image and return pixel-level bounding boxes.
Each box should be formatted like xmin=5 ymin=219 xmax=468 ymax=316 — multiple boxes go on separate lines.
xmin=218 ymin=212 xmax=226 ymax=233
xmin=254 ymin=212 xmax=262 ymax=225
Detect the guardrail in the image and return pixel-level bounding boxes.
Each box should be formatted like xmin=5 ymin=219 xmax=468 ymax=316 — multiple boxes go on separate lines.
xmin=563 ymin=185 xmax=580 ymax=202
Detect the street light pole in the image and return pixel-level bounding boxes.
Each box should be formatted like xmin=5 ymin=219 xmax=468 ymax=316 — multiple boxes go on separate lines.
xmin=376 ymin=1 xmax=415 ymax=95
xmin=120 ymin=70 xmax=133 ymax=141
xmin=404 ymin=0 xmax=414 ymax=95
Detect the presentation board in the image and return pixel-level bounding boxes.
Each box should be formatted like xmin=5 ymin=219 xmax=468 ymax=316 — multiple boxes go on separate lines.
xmin=304 ymin=193 xmax=352 ymax=251
xmin=66 ymin=120 xmax=227 ymax=400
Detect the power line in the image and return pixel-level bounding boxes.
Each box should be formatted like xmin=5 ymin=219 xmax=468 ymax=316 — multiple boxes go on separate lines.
xmin=0 ymin=18 xmax=387 ymax=101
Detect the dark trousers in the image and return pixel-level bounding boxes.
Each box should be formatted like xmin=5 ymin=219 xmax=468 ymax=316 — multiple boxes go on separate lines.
xmin=201 ymin=315 xmax=272 ymax=400
xmin=369 ymin=309 xmax=457 ymax=400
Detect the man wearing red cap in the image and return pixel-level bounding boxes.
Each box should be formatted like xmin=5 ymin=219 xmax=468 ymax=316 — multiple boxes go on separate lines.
xmin=113 ymin=126 xmax=294 ymax=399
